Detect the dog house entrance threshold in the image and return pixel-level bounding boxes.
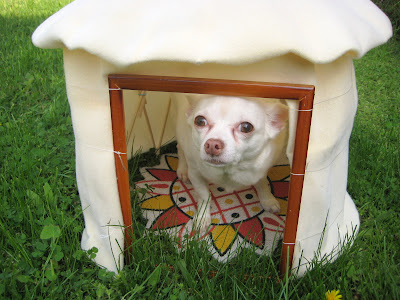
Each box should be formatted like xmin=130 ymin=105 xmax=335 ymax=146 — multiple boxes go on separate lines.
xmin=108 ymin=74 xmax=314 ymax=276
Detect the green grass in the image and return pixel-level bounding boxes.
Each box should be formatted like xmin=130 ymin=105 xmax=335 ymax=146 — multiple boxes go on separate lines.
xmin=1 ymin=0 xmax=399 ymax=298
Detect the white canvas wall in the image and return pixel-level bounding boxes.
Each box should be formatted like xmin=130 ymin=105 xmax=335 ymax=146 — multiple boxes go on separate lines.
xmin=64 ymin=49 xmax=359 ymax=274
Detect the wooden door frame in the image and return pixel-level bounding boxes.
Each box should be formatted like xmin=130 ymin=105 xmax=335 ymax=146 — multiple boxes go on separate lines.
xmin=108 ymin=74 xmax=314 ymax=275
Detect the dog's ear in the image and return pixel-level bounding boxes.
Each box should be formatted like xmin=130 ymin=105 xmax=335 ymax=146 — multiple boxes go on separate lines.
xmin=171 ymin=93 xmax=200 ymax=119
xmin=185 ymin=94 xmax=196 ymax=118
xmin=184 ymin=94 xmax=204 ymax=118
xmin=185 ymin=94 xmax=202 ymax=105
xmin=263 ymin=102 xmax=289 ymax=138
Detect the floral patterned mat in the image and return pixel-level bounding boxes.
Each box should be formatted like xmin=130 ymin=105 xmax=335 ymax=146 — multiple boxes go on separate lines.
xmin=135 ymin=154 xmax=290 ymax=262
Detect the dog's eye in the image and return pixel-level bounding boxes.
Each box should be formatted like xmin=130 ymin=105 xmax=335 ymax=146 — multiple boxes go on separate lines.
xmin=194 ymin=116 xmax=207 ymax=127
xmin=239 ymin=122 xmax=254 ymax=133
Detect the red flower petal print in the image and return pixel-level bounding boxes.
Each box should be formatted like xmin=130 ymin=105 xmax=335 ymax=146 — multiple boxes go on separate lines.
xmin=147 ymin=169 xmax=177 ymax=181
xmin=263 ymin=216 xmax=285 ymax=232
xmin=152 ymin=206 xmax=191 ymax=229
xmin=234 ymin=217 xmax=264 ymax=248
xmin=271 ymin=181 xmax=289 ymax=199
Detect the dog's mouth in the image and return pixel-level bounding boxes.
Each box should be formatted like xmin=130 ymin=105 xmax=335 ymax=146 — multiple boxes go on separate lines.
xmin=204 ymin=157 xmax=226 ymax=166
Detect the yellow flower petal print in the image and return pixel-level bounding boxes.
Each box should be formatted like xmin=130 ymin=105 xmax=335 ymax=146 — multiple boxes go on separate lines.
xmin=166 ymin=155 xmax=179 ymax=171
xmin=141 ymin=195 xmax=174 ymax=210
xmin=267 ymin=165 xmax=291 ymax=181
xmin=278 ymin=198 xmax=288 ymax=215
xmin=211 ymin=225 xmax=237 ymax=255
xmin=325 ymin=290 xmax=342 ymax=300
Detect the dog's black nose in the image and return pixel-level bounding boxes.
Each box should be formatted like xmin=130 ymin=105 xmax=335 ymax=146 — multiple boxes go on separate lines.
xmin=204 ymin=139 xmax=224 ymax=156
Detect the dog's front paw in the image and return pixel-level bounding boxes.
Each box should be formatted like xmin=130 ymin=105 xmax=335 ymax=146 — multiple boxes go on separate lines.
xmin=177 ymin=165 xmax=190 ymax=184
xmin=176 ymin=144 xmax=190 ymax=183
xmin=194 ymin=214 xmax=212 ymax=234
xmin=260 ymin=196 xmax=281 ymax=214
xmin=193 ymin=205 xmax=212 ymax=233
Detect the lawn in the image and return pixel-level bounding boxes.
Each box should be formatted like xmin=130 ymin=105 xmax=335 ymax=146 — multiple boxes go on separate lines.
xmin=0 ymin=0 xmax=399 ymax=299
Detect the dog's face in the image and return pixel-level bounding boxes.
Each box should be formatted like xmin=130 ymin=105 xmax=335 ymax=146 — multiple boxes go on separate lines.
xmin=186 ymin=96 xmax=288 ymax=166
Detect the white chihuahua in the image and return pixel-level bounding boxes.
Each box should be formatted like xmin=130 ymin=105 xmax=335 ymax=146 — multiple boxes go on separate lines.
xmin=174 ymin=93 xmax=288 ymax=231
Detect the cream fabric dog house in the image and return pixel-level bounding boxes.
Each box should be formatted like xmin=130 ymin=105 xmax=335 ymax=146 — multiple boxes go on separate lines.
xmin=32 ymin=0 xmax=392 ymax=275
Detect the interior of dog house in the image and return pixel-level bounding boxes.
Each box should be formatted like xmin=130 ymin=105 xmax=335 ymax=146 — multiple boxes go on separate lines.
xmin=32 ymin=0 xmax=392 ymax=276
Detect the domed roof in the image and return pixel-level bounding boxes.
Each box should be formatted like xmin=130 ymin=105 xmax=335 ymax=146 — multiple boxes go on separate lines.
xmin=32 ymin=0 xmax=392 ymax=66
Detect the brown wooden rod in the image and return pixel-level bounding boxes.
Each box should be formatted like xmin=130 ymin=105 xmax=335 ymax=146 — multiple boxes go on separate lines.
xmin=109 ymin=84 xmax=133 ymax=256
xmin=280 ymin=91 xmax=314 ymax=275
xmin=108 ymin=74 xmax=314 ymax=274
xmin=108 ymin=74 xmax=314 ymax=100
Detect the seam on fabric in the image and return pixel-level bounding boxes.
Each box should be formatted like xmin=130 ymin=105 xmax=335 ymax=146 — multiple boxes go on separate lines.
xmin=313 ymin=56 xmax=354 ymax=106
xmin=306 ymin=144 xmax=348 ymax=173
xmin=313 ymin=83 xmax=353 ymax=106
